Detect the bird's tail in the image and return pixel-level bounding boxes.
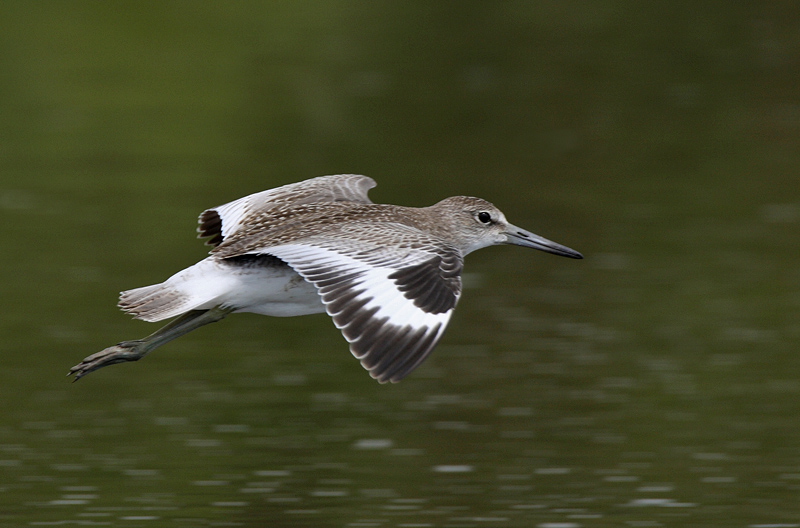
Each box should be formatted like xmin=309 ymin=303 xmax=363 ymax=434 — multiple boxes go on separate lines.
xmin=117 ymin=258 xmax=227 ymax=322
xmin=118 ymin=282 xmax=195 ymax=322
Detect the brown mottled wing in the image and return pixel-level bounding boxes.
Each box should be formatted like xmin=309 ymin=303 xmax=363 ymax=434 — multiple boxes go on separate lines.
xmin=197 ymin=174 xmax=376 ymax=246
xmin=264 ymin=240 xmax=463 ymax=383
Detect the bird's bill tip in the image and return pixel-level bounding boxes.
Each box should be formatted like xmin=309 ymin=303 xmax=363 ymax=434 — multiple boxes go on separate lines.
xmin=505 ymin=226 xmax=583 ymax=259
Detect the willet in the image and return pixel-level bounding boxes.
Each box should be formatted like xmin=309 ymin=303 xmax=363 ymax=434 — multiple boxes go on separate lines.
xmin=69 ymin=174 xmax=582 ymax=383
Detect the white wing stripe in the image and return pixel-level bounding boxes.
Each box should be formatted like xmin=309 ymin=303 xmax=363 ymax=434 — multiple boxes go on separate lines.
xmin=266 ymin=244 xmax=457 ymax=382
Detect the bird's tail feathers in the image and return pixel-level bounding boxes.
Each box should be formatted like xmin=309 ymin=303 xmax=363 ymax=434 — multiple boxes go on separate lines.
xmin=118 ymin=283 xmax=198 ymax=322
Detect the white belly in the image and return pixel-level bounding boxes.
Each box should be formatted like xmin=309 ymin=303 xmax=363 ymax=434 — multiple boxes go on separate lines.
xmin=167 ymin=256 xmax=325 ymax=317
xmin=230 ymin=266 xmax=325 ymax=317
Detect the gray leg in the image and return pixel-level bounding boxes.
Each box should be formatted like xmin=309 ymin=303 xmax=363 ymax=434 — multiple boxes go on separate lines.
xmin=68 ymin=307 xmax=232 ymax=381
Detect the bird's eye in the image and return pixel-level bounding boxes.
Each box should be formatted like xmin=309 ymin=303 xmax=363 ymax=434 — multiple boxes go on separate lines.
xmin=477 ymin=211 xmax=492 ymax=224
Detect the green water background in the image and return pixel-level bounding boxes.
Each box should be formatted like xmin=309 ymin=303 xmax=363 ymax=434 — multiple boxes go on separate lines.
xmin=1 ymin=2 xmax=799 ymax=526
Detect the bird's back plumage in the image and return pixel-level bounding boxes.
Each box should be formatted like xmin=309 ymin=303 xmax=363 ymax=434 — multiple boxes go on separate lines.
xmin=198 ymin=174 xmax=376 ymax=247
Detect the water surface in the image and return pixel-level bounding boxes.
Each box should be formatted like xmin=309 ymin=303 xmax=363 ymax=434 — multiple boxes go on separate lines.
xmin=1 ymin=2 xmax=799 ymax=526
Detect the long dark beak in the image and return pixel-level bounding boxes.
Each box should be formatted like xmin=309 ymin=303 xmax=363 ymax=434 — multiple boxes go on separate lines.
xmin=505 ymin=225 xmax=583 ymax=259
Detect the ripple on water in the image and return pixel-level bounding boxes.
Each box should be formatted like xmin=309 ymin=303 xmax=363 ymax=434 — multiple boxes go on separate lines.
xmin=624 ymin=498 xmax=697 ymax=508
xmin=352 ymin=438 xmax=394 ymax=450
xmin=253 ymin=469 xmax=292 ymax=477
xmin=432 ymin=465 xmax=474 ymax=473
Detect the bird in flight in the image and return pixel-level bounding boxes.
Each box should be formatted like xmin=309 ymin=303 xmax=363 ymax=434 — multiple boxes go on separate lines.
xmin=69 ymin=174 xmax=582 ymax=383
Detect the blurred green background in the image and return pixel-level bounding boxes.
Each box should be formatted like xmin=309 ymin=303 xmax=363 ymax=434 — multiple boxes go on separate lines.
xmin=1 ymin=1 xmax=799 ymax=526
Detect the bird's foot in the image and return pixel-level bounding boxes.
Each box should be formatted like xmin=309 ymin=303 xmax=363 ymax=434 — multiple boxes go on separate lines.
xmin=68 ymin=340 xmax=146 ymax=381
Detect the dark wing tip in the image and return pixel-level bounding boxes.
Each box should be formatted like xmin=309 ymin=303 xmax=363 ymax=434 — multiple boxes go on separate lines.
xmin=342 ymin=319 xmax=444 ymax=384
xmin=197 ymin=209 xmax=224 ymax=246
xmin=386 ymin=255 xmax=462 ymax=315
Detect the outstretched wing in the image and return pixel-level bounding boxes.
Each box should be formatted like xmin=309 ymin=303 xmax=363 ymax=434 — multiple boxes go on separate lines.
xmin=265 ymin=238 xmax=463 ymax=383
xmin=198 ymin=174 xmax=376 ymax=246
